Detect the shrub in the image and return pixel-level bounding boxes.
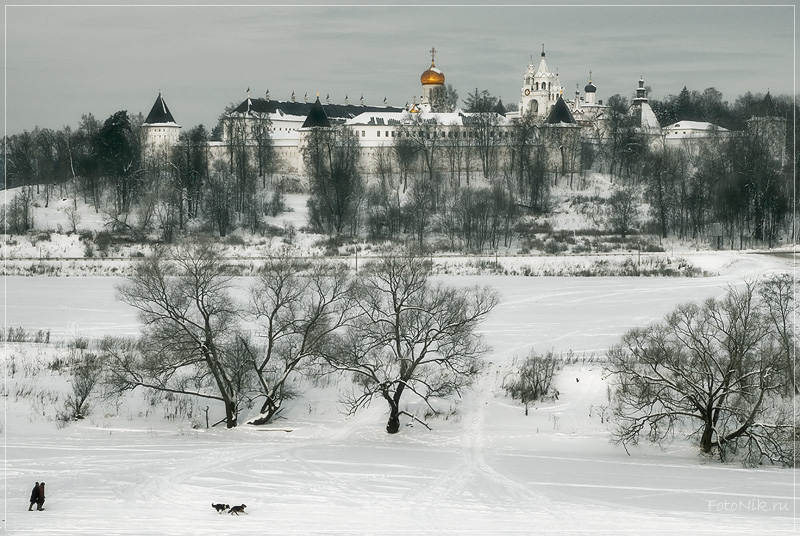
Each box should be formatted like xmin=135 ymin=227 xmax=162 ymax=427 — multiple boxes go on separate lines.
xmin=95 ymin=231 xmax=112 ymax=256
xmin=224 ymin=234 xmax=246 ymax=246
xmin=505 ymin=350 xmax=561 ymax=415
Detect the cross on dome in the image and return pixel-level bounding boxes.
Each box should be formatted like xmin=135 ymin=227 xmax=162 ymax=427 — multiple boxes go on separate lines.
xmin=430 ymin=46 xmax=437 ymax=63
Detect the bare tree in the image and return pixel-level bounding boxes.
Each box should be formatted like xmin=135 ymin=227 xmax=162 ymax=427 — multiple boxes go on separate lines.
xmin=463 ymin=88 xmax=504 ymax=180
xmin=243 ymin=253 xmax=354 ymax=425
xmin=205 ymin=160 xmax=236 ymax=237
xmin=303 ymin=125 xmax=364 ymax=236
xmin=758 ymin=274 xmax=798 ymax=394
xmin=326 ymin=252 xmax=499 ymax=433
xmin=5 ymin=186 xmax=35 ymax=234
xmin=115 ymin=243 xmax=248 ymax=428
xmin=606 ymin=184 xmax=640 ymax=239
xmin=606 ymin=281 xmax=794 ymax=466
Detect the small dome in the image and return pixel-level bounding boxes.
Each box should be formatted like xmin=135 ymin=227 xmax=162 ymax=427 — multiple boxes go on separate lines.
xmin=584 ymin=81 xmax=596 ymax=93
xmin=421 ymin=62 xmax=445 ymax=86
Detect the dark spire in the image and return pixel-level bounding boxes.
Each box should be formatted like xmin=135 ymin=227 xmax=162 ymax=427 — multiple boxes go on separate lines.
xmin=144 ymin=93 xmax=177 ymax=124
xmin=545 ymin=96 xmax=576 ymax=124
xmin=302 ymin=97 xmax=331 ymax=128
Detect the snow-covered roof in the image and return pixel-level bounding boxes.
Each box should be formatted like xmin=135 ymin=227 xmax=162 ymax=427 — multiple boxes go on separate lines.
xmin=665 ymin=121 xmax=727 ymax=132
xmin=638 ymin=102 xmax=661 ymax=134
xmin=230 ymin=97 xmax=402 ymax=122
xmin=347 ymin=109 xmax=510 ymax=127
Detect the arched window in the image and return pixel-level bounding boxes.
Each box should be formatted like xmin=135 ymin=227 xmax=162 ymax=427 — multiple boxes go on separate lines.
xmin=535 ymin=82 xmax=539 ymax=91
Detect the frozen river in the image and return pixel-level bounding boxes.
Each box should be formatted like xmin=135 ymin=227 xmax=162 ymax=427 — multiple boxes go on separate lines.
xmin=3 ymin=250 xmax=792 ymax=356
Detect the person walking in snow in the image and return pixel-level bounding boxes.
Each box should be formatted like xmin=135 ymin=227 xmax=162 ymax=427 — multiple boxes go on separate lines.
xmin=36 ymin=482 xmax=45 ymax=511
xmin=28 ymin=482 xmax=39 ymax=511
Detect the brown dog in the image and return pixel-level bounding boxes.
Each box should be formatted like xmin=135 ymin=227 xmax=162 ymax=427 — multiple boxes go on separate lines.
xmin=228 ymin=504 xmax=247 ymax=515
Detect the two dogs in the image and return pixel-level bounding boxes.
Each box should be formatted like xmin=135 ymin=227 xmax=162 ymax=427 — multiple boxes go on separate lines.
xmin=212 ymin=503 xmax=247 ymax=515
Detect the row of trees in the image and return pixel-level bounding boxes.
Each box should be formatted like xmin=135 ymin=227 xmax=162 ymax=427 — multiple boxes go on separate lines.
xmin=302 ymin=109 xmax=559 ymax=251
xmin=637 ymin=125 xmax=792 ymax=247
xmin=3 ymin=108 xmax=279 ymax=240
xmin=108 ymin=244 xmax=498 ymax=433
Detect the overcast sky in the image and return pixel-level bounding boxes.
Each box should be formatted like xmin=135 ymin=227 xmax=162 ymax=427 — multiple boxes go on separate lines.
xmin=4 ymin=2 xmax=796 ymax=134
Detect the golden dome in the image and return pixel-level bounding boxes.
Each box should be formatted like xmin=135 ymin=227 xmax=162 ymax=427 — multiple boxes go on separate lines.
xmin=420 ymin=62 xmax=445 ymax=86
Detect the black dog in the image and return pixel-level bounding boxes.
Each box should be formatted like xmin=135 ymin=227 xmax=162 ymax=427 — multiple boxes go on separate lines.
xmin=229 ymin=504 xmax=247 ymax=515
xmin=212 ymin=503 xmax=229 ymax=514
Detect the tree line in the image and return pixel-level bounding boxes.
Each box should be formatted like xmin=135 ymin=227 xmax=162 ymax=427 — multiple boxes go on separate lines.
xmin=103 ymin=244 xmax=498 ymax=433
xmin=3 ymin=108 xmax=279 ymax=240
xmin=4 ymin=87 xmax=796 ymax=249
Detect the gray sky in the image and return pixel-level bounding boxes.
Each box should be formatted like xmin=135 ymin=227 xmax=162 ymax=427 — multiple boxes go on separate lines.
xmin=4 ymin=3 xmax=796 ymax=134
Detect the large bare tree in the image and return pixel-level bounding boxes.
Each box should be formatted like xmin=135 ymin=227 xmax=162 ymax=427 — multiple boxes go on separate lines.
xmin=115 ymin=243 xmax=247 ymax=428
xmin=327 ymin=252 xmax=499 ymax=433
xmin=607 ymin=280 xmax=795 ymax=465
xmin=243 ymin=253 xmax=354 ymax=425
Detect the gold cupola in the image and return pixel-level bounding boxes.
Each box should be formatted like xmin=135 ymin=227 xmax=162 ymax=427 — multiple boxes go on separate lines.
xmin=420 ymin=47 xmax=445 ymax=86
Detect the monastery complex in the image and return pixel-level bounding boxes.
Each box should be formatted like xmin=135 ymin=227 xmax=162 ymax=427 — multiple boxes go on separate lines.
xmin=142 ymin=48 xmax=783 ymax=176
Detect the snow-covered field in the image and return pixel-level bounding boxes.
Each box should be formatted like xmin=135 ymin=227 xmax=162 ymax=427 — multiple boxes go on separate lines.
xmin=3 ymin=250 xmax=797 ymax=535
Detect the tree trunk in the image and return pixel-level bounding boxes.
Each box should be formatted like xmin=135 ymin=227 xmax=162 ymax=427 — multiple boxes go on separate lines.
xmin=700 ymin=420 xmax=714 ymax=453
xmin=225 ymin=400 xmax=237 ymax=429
xmin=384 ymin=386 xmax=405 ymax=434
xmin=386 ymin=405 xmax=400 ymax=434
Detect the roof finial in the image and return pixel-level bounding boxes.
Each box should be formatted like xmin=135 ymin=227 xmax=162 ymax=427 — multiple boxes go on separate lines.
xmin=589 ymin=70 xmax=592 ymax=82
xmin=541 ymin=44 xmax=545 ymax=57
xmin=430 ymin=46 xmax=437 ymax=64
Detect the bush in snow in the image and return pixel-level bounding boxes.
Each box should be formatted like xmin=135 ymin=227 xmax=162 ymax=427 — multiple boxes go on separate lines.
xmin=64 ymin=352 xmax=102 ymax=420
xmin=505 ymin=349 xmax=561 ymax=415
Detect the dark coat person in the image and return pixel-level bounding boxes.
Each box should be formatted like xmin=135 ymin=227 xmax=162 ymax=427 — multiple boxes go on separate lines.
xmin=36 ymin=482 xmax=45 ymax=511
xmin=28 ymin=482 xmax=39 ymax=511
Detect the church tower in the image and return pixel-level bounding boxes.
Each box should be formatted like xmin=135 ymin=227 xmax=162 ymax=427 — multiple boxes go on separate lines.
xmin=519 ymin=45 xmax=563 ymax=118
xmin=142 ymin=93 xmax=181 ymax=156
xmin=584 ymin=72 xmax=597 ymax=105
xmin=630 ymin=76 xmax=661 ymax=137
xmin=420 ymin=47 xmax=445 ymax=112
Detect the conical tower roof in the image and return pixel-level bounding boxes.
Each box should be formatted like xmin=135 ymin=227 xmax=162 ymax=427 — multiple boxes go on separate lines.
xmin=545 ymin=96 xmax=576 ymax=124
xmin=302 ymin=96 xmax=331 ymax=128
xmin=144 ymin=93 xmax=177 ymax=124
